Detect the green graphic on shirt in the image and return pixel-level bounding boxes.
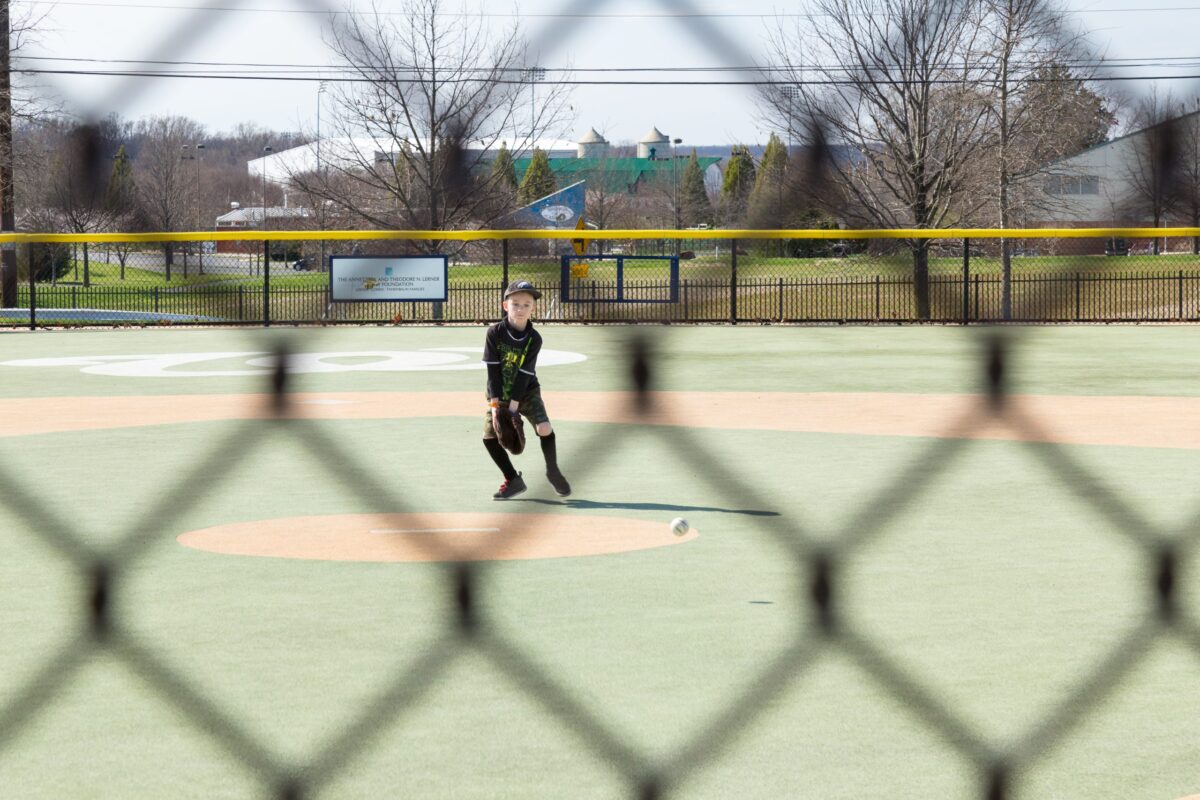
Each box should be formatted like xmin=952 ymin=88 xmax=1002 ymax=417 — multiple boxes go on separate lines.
xmin=497 ymin=337 xmax=532 ymax=400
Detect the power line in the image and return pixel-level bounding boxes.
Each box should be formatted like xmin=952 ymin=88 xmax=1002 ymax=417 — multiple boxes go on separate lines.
xmin=14 ymin=66 xmax=1200 ymax=85
xmin=16 ymin=54 xmax=1200 ymax=74
xmin=13 ymin=0 xmax=1200 ymax=16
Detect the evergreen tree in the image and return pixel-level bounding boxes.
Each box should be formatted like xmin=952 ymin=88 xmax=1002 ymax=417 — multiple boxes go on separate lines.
xmin=491 ymin=142 xmax=518 ymax=191
xmin=720 ymin=145 xmax=756 ymax=224
xmin=677 ymin=149 xmax=713 ymax=227
xmin=517 ymin=148 xmax=557 ymax=205
xmin=748 ymin=134 xmax=788 ymax=228
xmin=106 ymin=144 xmax=135 ymax=212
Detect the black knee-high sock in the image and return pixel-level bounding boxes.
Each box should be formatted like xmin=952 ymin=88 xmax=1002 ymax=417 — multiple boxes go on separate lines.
xmin=483 ymin=438 xmax=518 ymax=480
xmin=540 ymin=431 xmax=560 ymax=472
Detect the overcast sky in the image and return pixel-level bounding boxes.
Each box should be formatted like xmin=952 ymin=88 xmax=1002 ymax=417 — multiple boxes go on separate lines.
xmin=17 ymin=0 xmax=1200 ymax=145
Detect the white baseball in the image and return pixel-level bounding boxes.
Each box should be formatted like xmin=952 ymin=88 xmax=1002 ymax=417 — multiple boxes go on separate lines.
xmin=670 ymin=517 xmax=690 ymax=537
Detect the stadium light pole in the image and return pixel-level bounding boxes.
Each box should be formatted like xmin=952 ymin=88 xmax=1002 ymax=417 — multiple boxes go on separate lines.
xmin=672 ymin=137 xmax=682 ymax=231
xmin=180 ymin=143 xmax=205 ymax=278
xmin=525 ymin=66 xmax=546 ymax=147
xmin=261 ymin=145 xmax=273 ymax=225
xmin=781 ymin=85 xmax=800 ymax=155
xmin=317 ymin=81 xmax=327 ymax=271
xmin=180 ymin=142 xmax=206 ymax=273
xmin=261 ymin=145 xmax=272 ymax=276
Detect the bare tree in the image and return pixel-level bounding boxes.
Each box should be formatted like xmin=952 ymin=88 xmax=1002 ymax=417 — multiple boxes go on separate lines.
xmin=1 ymin=0 xmax=60 ymax=305
xmin=1124 ymin=88 xmax=1179 ymax=254
xmin=289 ymin=0 xmax=572 ymax=251
xmin=41 ymin=123 xmax=129 ymax=286
xmin=977 ymin=0 xmax=1110 ymax=317
xmin=583 ymin=155 xmax=637 ymax=238
xmin=766 ymin=0 xmax=996 ymax=318
xmin=1173 ymin=99 xmax=1200 ymax=254
xmin=133 ymin=115 xmax=206 ymax=280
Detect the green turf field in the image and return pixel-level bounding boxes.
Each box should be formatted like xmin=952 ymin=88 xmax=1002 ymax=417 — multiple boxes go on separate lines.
xmin=1 ymin=326 xmax=1199 ymax=799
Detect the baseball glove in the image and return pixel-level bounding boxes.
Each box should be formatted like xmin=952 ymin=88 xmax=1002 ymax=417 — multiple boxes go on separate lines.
xmin=496 ymin=407 xmax=526 ymax=455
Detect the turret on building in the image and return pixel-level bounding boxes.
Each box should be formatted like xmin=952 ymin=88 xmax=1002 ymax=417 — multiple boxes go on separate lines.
xmin=576 ymin=128 xmax=609 ymax=159
xmin=637 ymin=126 xmax=670 ymax=160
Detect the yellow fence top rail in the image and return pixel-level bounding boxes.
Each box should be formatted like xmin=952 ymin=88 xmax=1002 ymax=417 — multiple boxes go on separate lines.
xmin=2 ymin=227 xmax=1199 ymax=244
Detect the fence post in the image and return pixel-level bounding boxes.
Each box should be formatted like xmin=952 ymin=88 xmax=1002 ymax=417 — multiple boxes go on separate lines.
xmin=154 ymin=286 xmax=160 ymax=313
xmin=730 ymin=238 xmax=738 ymax=324
xmin=501 ymin=238 xmax=509 ymax=297
xmin=962 ymin=238 xmax=970 ymax=324
xmin=1179 ymin=269 xmax=1184 ymax=320
xmin=238 ymin=285 xmax=244 ymax=321
xmin=778 ymin=276 xmax=784 ymax=321
xmin=25 ymin=243 xmax=34 ymax=330
xmin=263 ymin=239 xmax=271 ymax=327
xmin=71 ymin=285 xmax=76 ymax=309
xmin=875 ymin=275 xmax=881 ymax=320
xmin=1074 ymin=271 xmax=1081 ymax=321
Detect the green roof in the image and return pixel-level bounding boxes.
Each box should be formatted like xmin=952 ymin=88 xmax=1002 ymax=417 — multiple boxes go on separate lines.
xmin=512 ymin=156 xmax=721 ymax=194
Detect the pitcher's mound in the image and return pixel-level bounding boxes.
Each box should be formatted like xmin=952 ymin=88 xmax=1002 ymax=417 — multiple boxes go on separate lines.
xmin=178 ymin=512 xmax=698 ymax=563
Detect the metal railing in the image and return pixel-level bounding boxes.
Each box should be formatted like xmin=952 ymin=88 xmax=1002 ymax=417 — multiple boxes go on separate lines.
xmin=4 ymin=228 xmax=1200 ymax=326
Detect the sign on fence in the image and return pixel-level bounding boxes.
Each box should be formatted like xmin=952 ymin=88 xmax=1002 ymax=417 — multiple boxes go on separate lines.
xmin=329 ymin=255 xmax=448 ymax=303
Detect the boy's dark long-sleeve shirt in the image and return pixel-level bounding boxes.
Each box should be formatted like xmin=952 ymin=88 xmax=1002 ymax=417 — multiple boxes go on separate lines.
xmin=482 ymin=318 xmax=543 ymax=401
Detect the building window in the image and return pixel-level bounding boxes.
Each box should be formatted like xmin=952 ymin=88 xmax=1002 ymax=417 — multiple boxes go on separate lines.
xmin=1044 ymin=174 xmax=1100 ymax=195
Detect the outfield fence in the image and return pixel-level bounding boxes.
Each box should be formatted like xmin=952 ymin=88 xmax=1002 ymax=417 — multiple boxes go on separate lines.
xmin=4 ymin=228 xmax=1200 ymax=326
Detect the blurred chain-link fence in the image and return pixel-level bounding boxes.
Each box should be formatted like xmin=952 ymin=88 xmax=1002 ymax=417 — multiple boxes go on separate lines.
xmin=2 ymin=332 xmax=1199 ymax=799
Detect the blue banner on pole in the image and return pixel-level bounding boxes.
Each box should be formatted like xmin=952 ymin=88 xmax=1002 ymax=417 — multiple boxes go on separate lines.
xmin=506 ymin=181 xmax=586 ymax=229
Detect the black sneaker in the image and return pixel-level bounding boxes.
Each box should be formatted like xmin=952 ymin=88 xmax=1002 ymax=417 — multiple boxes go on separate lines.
xmin=493 ymin=473 xmax=527 ymax=500
xmin=546 ymin=468 xmax=571 ymax=497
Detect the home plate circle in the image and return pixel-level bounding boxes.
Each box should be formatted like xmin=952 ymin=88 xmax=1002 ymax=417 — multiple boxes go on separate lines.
xmin=177 ymin=512 xmax=698 ymax=563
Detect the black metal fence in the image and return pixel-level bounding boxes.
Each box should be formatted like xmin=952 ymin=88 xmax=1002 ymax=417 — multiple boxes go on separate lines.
xmin=5 ymin=233 xmax=1200 ymax=326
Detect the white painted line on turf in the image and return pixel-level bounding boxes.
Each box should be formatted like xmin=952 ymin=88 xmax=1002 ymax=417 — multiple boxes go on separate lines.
xmin=1 ymin=349 xmax=587 ymax=377
xmin=369 ymin=527 xmax=502 ymax=535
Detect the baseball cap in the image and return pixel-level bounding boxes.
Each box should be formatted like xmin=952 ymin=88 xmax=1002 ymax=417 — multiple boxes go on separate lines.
xmin=503 ymin=279 xmax=542 ymax=300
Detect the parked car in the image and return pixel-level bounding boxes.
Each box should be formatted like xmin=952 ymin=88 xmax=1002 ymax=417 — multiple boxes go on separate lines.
xmin=1105 ymin=237 xmax=1129 ymax=256
xmin=291 ymin=257 xmax=315 ymax=271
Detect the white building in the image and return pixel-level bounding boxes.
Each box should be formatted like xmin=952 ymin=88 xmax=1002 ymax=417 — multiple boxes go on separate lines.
xmin=248 ymin=137 xmax=578 ymax=185
xmin=1027 ymin=110 xmax=1199 ymax=229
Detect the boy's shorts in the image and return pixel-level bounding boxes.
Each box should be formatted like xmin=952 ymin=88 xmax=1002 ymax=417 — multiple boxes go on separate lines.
xmin=483 ymin=386 xmax=550 ymax=439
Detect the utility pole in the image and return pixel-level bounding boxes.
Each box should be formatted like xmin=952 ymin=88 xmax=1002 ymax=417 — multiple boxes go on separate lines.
xmin=672 ymin=137 xmax=682 ymax=257
xmin=0 ymin=0 xmax=17 ymax=308
xmin=317 ymin=81 xmax=326 ymax=271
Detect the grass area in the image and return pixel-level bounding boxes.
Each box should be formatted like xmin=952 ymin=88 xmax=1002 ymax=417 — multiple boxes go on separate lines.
xmin=54 ymin=252 xmax=1200 ymax=289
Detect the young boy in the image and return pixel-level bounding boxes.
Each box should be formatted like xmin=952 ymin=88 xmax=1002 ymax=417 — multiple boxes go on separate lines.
xmin=482 ymin=279 xmax=571 ymax=500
